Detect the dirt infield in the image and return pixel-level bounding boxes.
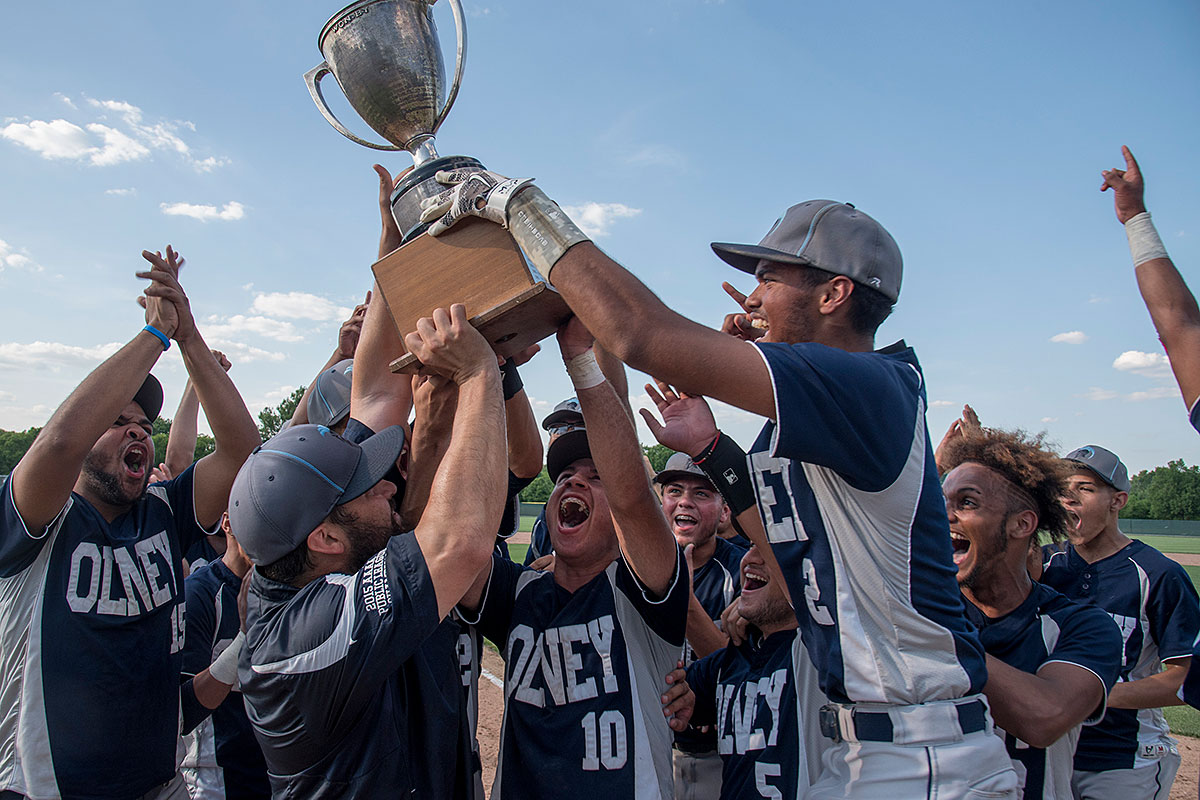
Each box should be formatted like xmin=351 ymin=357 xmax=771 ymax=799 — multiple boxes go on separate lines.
xmin=1168 ymin=553 xmax=1200 ymax=567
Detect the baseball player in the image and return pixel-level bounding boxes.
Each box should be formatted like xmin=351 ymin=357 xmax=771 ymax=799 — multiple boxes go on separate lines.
xmin=678 ymin=543 xmax=827 ymax=799
xmin=941 ymin=428 xmax=1123 ymax=799
xmin=179 ymin=516 xmax=268 ymax=799
xmin=652 ymin=451 xmax=746 ymax=799
xmin=421 ymin=175 xmax=1023 ymax=796
xmin=0 ymin=246 xmax=260 ymax=800
xmin=456 ymin=318 xmax=688 ymax=799
xmin=235 ymin=304 xmax=507 ymax=798
xmin=1041 ymin=445 xmax=1200 ymax=799
xmin=524 ymin=397 xmax=584 ymax=566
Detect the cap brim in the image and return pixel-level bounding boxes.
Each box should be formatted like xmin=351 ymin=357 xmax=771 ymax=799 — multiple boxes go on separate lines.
xmin=653 ymin=469 xmax=714 ymax=487
xmin=541 ymin=409 xmax=585 ymax=430
xmin=711 ymin=242 xmax=816 ymax=274
xmin=547 ymin=429 xmax=591 ymax=482
xmin=340 ymin=425 xmax=407 ymax=503
xmin=133 ymin=374 xmax=164 ymax=422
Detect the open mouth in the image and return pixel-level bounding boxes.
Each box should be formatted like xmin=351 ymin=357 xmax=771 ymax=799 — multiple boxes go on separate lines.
xmin=950 ymin=531 xmax=970 ymax=566
xmin=672 ymin=513 xmax=698 ymax=533
xmin=558 ymin=496 xmax=590 ymax=532
xmin=122 ymin=445 xmax=148 ymax=480
xmin=742 ymin=567 xmax=769 ymax=592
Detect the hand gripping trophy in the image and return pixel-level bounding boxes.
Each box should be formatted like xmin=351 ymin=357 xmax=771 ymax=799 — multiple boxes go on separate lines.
xmin=306 ymin=0 xmax=570 ymax=371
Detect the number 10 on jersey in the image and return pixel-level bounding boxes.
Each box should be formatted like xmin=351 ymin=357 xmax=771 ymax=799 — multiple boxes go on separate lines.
xmin=581 ymin=710 xmax=627 ymax=770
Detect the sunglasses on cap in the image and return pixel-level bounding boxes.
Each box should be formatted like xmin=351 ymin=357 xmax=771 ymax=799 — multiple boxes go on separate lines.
xmin=547 ymin=422 xmax=586 ymax=438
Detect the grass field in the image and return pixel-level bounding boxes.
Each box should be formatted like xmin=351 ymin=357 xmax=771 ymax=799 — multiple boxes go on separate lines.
xmin=507 ymin=543 xmax=529 ymax=564
xmin=1131 ymin=534 xmax=1200 ymax=554
xmin=518 ymin=515 xmax=538 ymax=534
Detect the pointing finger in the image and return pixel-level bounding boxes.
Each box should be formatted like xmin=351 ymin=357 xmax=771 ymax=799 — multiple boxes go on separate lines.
xmin=722 ymin=281 xmax=750 ymax=310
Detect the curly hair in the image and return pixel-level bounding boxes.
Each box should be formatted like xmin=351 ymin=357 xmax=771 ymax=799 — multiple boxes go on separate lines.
xmin=940 ymin=428 xmax=1073 ymax=543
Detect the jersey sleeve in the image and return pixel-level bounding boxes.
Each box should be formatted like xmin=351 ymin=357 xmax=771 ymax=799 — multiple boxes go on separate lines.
xmin=148 ymin=463 xmax=212 ymax=557
xmin=684 ymin=650 xmax=723 ymax=728
xmin=181 ymin=569 xmax=219 ymax=678
xmin=754 ymin=342 xmax=924 ymax=491
xmin=1147 ymin=560 xmax=1200 ymax=662
xmin=1043 ymin=604 xmax=1124 ymax=725
xmin=523 ymin=509 xmax=551 ymax=565
xmin=0 ymin=472 xmax=71 ymax=577
xmin=461 ymin=554 xmax=526 ymax=647
xmin=1190 ymin=398 xmax=1200 ymax=435
xmin=613 ymin=546 xmax=689 ymax=647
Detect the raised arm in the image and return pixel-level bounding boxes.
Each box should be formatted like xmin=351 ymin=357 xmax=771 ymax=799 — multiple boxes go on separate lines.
xmin=559 ymin=317 xmax=677 ymax=594
xmin=1103 ymin=146 xmax=1200 ymax=409
xmin=140 ymin=250 xmax=260 ymax=529
xmin=290 ymin=295 xmax=369 ymax=427
xmin=405 ymin=304 xmax=508 ymax=619
xmin=982 ymin=657 xmax=1105 ymax=749
xmin=397 ymin=374 xmax=458 ymax=529
xmin=419 ymin=171 xmax=775 ymax=419
xmin=164 ymin=350 xmax=231 ymax=477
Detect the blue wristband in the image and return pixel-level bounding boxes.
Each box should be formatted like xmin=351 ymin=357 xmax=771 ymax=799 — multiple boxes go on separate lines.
xmin=143 ymin=324 xmax=171 ymax=351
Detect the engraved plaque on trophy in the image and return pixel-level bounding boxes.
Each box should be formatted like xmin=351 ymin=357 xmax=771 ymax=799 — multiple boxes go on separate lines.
xmin=305 ymin=0 xmax=569 ymax=371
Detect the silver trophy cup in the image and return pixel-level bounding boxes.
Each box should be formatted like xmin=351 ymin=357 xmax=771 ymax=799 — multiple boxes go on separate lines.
xmin=305 ymin=0 xmax=484 ymax=241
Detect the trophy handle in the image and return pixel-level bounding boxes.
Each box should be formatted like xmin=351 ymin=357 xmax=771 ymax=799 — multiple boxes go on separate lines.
xmin=432 ymin=0 xmax=468 ymax=134
xmin=303 ymin=61 xmax=405 ymax=152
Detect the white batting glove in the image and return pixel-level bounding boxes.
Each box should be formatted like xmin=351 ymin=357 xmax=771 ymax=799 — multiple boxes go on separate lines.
xmin=418 ymin=169 xmax=534 ymax=236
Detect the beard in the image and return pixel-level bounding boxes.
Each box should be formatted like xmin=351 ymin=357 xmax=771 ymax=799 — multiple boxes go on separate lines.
xmin=329 ymin=504 xmax=401 ymax=573
xmin=80 ymin=450 xmax=147 ymax=508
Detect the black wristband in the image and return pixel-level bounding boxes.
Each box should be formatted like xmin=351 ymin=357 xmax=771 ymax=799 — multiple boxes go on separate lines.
xmin=693 ymin=433 xmax=757 ymax=517
xmin=500 ymin=359 xmax=524 ymax=400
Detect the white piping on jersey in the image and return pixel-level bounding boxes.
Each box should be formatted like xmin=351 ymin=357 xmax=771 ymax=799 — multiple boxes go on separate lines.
xmin=252 ymin=573 xmax=358 ymax=675
xmin=1 ymin=508 xmax=68 ymax=798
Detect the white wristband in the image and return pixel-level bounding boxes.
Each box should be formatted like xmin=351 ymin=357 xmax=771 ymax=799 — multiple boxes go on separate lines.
xmin=207 ymin=630 xmax=245 ymax=687
xmin=565 ymin=349 xmax=606 ymax=390
xmin=1125 ymin=211 xmax=1170 ymax=267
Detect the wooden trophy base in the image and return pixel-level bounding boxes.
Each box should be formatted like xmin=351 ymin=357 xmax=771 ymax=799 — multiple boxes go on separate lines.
xmin=371 ymin=217 xmax=572 ymax=374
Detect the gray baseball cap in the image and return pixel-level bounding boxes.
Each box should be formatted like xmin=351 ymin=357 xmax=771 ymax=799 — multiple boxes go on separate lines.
xmin=653 ymin=451 xmax=715 ymax=489
xmin=542 ymin=397 xmax=583 ymax=431
xmin=1064 ymin=445 xmax=1130 ymax=493
xmin=711 ymin=200 xmax=903 ymax=302
xmin=229 ymin=423 xmax=406 ymax=566
xmin=308 ymin=359 xmax=354 ymax=428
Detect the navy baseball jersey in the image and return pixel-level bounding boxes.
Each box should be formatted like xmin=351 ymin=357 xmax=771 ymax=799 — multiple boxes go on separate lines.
xmin=747 ymin=340 xmax=987 ymax=705
xmin=1042 ymin=539 xmax=1200 ymax=770
xmin=240 ymin=534 xmax=473 ymax=799
xmin=686 ymin=628 xmax=826 ymax=800
xmin=964 ymin=583 xmax=1122 ymax=799
xmin=0 ymin=466 xmax=207 ymax=800
xmin=464 ymin=549 xmax=688 ymax=799
xmin=675 ymin=536 xmax=746 ymax=753
xmin=180 ymin=559 xmax=269 ymax=799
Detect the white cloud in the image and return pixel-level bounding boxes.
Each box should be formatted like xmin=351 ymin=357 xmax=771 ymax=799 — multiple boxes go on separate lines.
xmin=105 ymin=187 xmax=136 ymax=196
xmin=930 ymin=400 xmax=955 ymax=408
xmin=1087 ymin=295 xmax=1109 ymax=304
xmin=86 ymin=123 xmax=150 ymax=165
xmin=0 ymin=391 xmax=13 ymax=402
xmin=160 ymin=201 xmax=245 ymax=222
xmin=201 ymin=340 xmax=286 ymax=363
xmin=1112 ymin=350 xmax=1172 ymax=378
xmin=1127 ymin=387 xmax=1178 ymax=402
xmin=623 ymin=144 xmax=687 ymax=170
xmin=0 ymin=239 xmax=43 ymax=273
xmin=1 ymin=119 xmax=95 ymax=160
xmin=1050 ymin=331 xmax=1087 ymax=344
xmin=250 ymin=292 xmax=351 ymax=322
xmin=54 ymin=93 xmax=76 ymax=109
xmin=561 ymin=202 xmax=641 ymax=238
xmin=1079 ymin=387 xmax=1118 ymax=402
xmin=0 ymin=340 xmax=123 ymax=369
xmin=262 ymin=385 xmax=301 ymax=403
xmin=202 ymin=314 xmax=303 ymax=343
xmin=1041 ymin=417 xmax=1059 ymax=423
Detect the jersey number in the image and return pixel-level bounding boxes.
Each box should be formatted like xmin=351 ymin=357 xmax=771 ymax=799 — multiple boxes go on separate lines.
xmin=581 ymin=710 xmax=627 ymax=771
xmin=755 ymin=762 xmax=782 ymax=799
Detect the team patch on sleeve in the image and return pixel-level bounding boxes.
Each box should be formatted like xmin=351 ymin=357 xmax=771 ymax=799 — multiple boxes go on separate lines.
xmin=362 ymin=550 xmax=393 ymax=614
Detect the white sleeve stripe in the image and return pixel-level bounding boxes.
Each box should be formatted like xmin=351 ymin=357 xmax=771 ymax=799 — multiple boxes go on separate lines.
xmin=252 ymin=573 xmax=359 ymax=675
xmin=6 ymin=470 xmax=70 ymax=542
xmin=751 ymin=342 xmax=782 ymax=428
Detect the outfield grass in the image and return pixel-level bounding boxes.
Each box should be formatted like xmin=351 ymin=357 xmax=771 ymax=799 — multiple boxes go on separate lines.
xmin=1130 ymin=534 xmax=1200 ymax=554
xmin=506 ymin=542 xmax=529 ymax=564
xmin=518 ymin=515 xmax=538 ymax=534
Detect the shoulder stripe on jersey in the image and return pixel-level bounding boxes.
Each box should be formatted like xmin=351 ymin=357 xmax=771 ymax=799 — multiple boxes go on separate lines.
xmin=6 ymin=475 xmax=71 ymax=542
xmin=252 ymin=573 xmax=358 ymax=675
xmin=750 ymin=344 xmax=781 ymax=426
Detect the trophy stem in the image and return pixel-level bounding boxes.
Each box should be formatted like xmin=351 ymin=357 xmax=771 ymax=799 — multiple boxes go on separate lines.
xmin=410 ymin=138 xmax=440 ymax=166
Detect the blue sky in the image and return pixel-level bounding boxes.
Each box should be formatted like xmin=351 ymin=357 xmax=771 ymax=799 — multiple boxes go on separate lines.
xmin=1 ymin=0 xmax=1197 ymax=473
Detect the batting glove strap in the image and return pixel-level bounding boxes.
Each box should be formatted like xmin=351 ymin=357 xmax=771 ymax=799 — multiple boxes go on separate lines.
xmin=692 ymin=432 xmax=757 ymax=517
xmin=507 ymin=187 xmax=591 ymax=282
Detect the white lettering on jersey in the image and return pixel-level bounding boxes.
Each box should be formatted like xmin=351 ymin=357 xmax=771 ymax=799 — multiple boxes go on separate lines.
xmin=65 ymin=532 xmax=177 ymax=616
xmin=750 ymin=452 xmax=807 ymax=545
xmin=362 ymin=551 xmax=393 ymax=613
xmin=457 ymin=631 xmax=475 ymax=688
xmin=581 ymin=710 xmax=627 ymax=771
xmin=507 ymin=615 xmax=620 ymax=708
xmin=718 ymin=668 xmax=788 ymax=755
xmin=802 ymin=558 xmax=834 ymax=626
xmin=1108 ymin=612 xmax=1137 ymax=667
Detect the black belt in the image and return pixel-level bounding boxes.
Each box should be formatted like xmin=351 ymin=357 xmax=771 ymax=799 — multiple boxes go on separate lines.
xmin=819 ymin=699 xmax=988 ymax=743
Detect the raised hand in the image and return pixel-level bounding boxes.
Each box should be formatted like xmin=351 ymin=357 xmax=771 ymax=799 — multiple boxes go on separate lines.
xmin=661 ymin=661 xmax=696 ymax=733
xmin=719 ymin=282 xmax=765 ymax=342
xmin=374 ymin=164 xmax=409 ymax=257
xmin=338 ymin=291 xmax=372 ymax=360
xmin=556 ymin=315 xmax=595 ymax=361
xmin=138 ymin=245 xmax=195 ymax=343
xmin=934 ymin=404 xmax=981 ymax=475
xmin=418 ymin=168 xmax=533 ymax=237
xmin=639 ymin=380 xmax=719 ymax=456
xmin=1101 ymin=146 xmax=1148 ymax=224
xmin=720 ymin=596 xmax=750 ymax=647
xmin=212 ymin=350 xmax=232 ymax=372
xmin=402 ymin=304 xmax=497 ymax=384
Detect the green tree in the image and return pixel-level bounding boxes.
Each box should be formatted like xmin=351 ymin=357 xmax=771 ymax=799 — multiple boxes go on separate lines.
xmin=0 ymin=427 xmax=41 ymax=475
xmin=1120 ymin=460 xmax=1200 ymax=521
xmin=258 ymin=387 xmax=306 ymax=441
xmin=642 ymin=443 xmax=673 ymax=473
xmin=520 ymin=468 xmax=554 ymax=503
